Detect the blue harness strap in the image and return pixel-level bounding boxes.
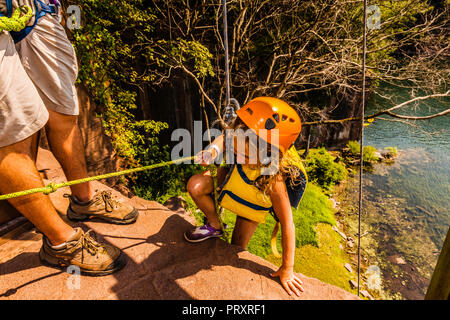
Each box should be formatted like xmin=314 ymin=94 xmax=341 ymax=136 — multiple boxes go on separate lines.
xmin=6 ymin=0 xmax=13 ymax=17
xmin=218 ymin=190 xmax=273 ymax=211
xmin=8 ymin=0 xmax=59 ymax=43
xmin=0 ymin=0 xmax=11 ymax=17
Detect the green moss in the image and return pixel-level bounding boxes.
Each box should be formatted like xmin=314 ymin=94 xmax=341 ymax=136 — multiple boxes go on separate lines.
xmin=347 ymin=140 xmax=361 ymax=155
xmin=267 ymin=223 xmax=358 ymax=294
xmin=385 ymin=146 xmax=398 ymax=157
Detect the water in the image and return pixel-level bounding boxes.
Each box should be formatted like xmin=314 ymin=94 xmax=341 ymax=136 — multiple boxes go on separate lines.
xmin=361 ymin=88 xmax=449 ymax=299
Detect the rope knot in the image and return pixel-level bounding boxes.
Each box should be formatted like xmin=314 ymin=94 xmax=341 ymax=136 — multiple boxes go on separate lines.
xmin=0 ymin=6 xmax=33 ymax=33
xmin=43 ymin=182 xmax=59 ymax=195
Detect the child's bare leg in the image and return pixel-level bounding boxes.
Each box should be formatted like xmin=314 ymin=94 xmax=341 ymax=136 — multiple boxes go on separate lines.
xmin=187 ymin=170 xmax=222 ymax=229
xmin=231 ymin=216 xmax=259 ymax=249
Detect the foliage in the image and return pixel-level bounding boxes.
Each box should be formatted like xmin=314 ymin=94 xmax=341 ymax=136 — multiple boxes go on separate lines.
xmin=346 ymin=141 xmax=380 ymax=163
xmin=363 ymin=145 xmax=380 ymax=163
xmin=124 ymin=120 xmax=203 ymax=201
xmin=68 ymin=0 xmax=213 ymax=199
xmin=156 ymin=38 xmax=215 ymax=78
xmin=347 ymin=140 xmax=361 ymax=155
xmin=385 ymin=146 xmax=398 ymax=157
xmin=304 ymin=148 xmax=348 ymax=190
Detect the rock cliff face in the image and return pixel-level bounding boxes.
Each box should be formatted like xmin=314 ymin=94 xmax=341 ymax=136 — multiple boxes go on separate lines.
xmin=0 ymin=149 xmax=359 ymax=300
xmin=76 ymin=85 xmax=118 ymax=178
xmin=63 ymin=85 xmax=125 ymax=193
xmin=298 ymin=94 xmax=363 ymax=150
xmin=136 ymin=82 xmax=363 ymax=151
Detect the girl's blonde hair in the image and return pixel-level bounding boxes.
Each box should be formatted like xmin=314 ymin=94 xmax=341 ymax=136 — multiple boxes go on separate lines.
xmin=226 ymin=117 xmax=303 ymax=195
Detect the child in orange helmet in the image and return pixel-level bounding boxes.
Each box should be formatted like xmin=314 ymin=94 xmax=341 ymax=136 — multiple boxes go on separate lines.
xmin=184 ymin=97 xmax=307 ymax=296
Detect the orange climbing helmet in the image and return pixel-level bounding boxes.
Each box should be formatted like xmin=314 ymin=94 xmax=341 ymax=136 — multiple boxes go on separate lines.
xmin=235 ymin=97 xmax=302 ymax=153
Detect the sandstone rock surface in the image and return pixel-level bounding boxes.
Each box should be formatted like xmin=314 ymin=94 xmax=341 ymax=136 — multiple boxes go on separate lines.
xmin=0 ymin=149 xmax=359 ymax=300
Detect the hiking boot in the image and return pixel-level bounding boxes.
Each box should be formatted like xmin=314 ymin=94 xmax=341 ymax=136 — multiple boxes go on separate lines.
xmin=39 ymin=228 xmax=127 ymax=276
xmin=184 ymin=223 xmax=223 ymax=243
xmin=66 ymin=190 xmax=138 ymax=225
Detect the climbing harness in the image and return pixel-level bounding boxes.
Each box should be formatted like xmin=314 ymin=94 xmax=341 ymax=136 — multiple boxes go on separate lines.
xmin=218 ymin=147 xmax=307 ymax=224
xmin=0 ymin=155 xmax=195 ymax=201
xmin=0 ymin=0 xmax=60 ymax=43
xmin=217 ymin=146 xmax=307 ymax=258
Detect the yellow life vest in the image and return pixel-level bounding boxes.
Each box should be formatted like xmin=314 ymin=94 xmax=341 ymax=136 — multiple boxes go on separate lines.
xmin=218 ymin=147 xmax=307 ymax=224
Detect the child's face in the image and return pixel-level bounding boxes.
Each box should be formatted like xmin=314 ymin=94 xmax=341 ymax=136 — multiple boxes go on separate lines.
xmin=232 ymin=131 xmax=276 ymax=167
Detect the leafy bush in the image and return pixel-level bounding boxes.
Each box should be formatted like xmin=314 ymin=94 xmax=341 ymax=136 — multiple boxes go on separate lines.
xmin=347 ymin=140 xmax=361 ymax=155
xmin=362 ymin=145 xmax=379 ymax=163
xmin=304 ymin=148 xmax=347 ymax=190
xmin=124 ymin=120 xmax=203 ymax=202
xmin=346 ymin=141 xmax=380 ymax=163
xmin=71 ymin=0 xmax=212 ymax=201
xmin=385 ymin=146 xmax=398 ymax=157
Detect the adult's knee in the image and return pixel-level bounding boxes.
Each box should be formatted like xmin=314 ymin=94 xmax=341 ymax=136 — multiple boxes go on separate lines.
xmin=47 ymin=110 xmax=78 ymax=130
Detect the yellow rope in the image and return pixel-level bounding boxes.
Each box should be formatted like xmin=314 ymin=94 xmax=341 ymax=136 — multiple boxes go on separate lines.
xmin=0 ymin=156 xmax=195 ymax=201
xmin=0 ymin=6 xmax=33 ymax=33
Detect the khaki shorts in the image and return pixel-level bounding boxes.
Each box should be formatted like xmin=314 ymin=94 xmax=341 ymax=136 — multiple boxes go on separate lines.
xmin=16 ymin=14 xmax=80 ymax=116
xmin=0 ymin=33 xmax=49 ymax=147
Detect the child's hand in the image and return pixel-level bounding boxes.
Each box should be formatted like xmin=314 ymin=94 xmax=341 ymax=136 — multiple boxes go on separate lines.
xmin=194 ymin=148 xmax=216 ymax=165
xmin=271 ymin=266 xmax=304 ymax=296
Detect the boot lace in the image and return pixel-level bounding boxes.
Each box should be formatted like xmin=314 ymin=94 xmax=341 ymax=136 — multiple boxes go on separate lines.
xmin=81 ymin=230 xmax=107 ymax=256
xmin=96 ymin=190 xmax=121 ymax=212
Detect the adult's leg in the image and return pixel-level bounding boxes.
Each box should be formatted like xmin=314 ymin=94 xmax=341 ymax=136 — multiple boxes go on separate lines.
xmin=0 ymin=134 xmax=127 ymax=275
xmin=231 ymin=216 xmax=259 ymax=249
xmin=15 ymin=15 xmax=92 ymax=202
xmin=0 ymin=134 xmax=75 ymax=246
xmin=45 ymin=109 xmax=93 ymax=202
xmin=0 ymin=31 xmax=73 ymax=246
xmin=16 ymin=16 xmax=137 ymax=226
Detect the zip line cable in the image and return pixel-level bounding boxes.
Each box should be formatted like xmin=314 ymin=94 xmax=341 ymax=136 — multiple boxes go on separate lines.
xmin=222 ymin=0 xmax=231 ymax=108
xmin=357 ymin=0 xmax=369 ymax=298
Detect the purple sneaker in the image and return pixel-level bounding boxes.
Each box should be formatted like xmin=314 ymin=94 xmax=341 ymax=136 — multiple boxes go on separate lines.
xmin=184 ymin=223 xmax=223 ymax=243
